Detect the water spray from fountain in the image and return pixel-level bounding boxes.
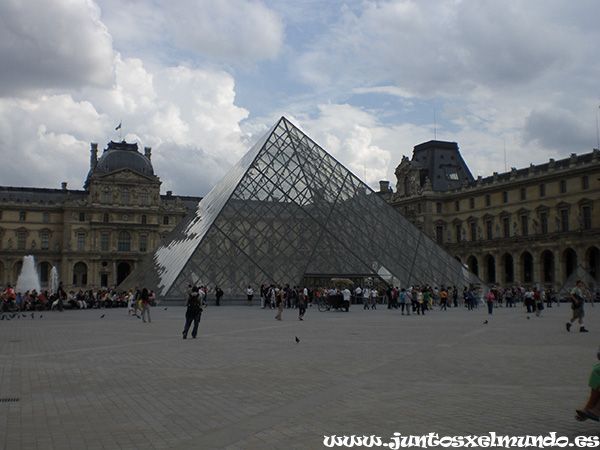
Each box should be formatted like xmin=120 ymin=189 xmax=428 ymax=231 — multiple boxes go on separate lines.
xmin=50 ymin=266 xmax=60 ymax=295
xmin=15 ymin=255 xmax=41 ymax=294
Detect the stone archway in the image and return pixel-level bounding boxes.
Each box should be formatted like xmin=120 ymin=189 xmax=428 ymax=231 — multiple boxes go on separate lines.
xmin=117 ymin=262 xmax=132 ymax=286
xmin=563 ymin=248 xmax=577 ymax=281
xmin=73 ymin=262 xmax=88 ymax=286
xmin=467 ymin=255 xmax=479 ymax=277
xmin=540 ymin=250 xmax=555 ymax=283
xmin=484 ymin=254 xmax=496 ymax=284
xmin=586 ymin=246 xmax=600 ymax=283
xmin=501 ymin=253 xmax=514 ymax=284
xmin=520 ymin=252 xmax=534 ymax=284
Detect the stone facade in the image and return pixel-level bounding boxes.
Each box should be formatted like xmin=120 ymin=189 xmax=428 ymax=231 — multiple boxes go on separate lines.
xmin=0 ymin=141 xmax=201 ymax=292
xmin=382 ymin=140 xmax=600 ymax=290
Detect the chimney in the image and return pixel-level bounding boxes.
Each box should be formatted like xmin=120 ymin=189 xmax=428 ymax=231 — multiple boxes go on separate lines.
xmin=144 ymin=146 xmax=152 ymax=161
xmin=379 ymin=180 xmax=390 ymax=192
xmin=90 ymin=143 xmax=98 ymax=169
xmin=61 ymin=182 xmax=68 ymax=190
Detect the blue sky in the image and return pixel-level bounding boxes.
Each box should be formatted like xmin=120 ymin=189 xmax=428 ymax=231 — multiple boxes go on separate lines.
xmin=1 ymin=0 xmax=598 ymax=196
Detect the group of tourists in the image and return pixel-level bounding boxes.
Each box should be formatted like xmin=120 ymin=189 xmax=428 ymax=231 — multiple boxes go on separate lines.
xmin=1 ymin=284 xmax=155 ymax=323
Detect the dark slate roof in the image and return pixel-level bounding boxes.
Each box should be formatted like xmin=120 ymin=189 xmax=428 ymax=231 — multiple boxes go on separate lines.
xmin=0 ymin=186 xmax=87 ymax=204
xmin=411 ymin=141 xmax=474 ymax=191
xmin=95 ymin=141 xmax=154 ymax=176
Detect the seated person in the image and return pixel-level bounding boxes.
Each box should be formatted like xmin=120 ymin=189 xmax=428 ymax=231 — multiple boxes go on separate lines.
xmin=576 ymin=353 xmax=600 ymax=422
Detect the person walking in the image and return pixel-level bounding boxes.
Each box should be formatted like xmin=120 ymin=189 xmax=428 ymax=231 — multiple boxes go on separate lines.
xmin=182 ymin=286 xmax=203 ymax=339
xmin=215 ymin=285 xmax=223 ymax=306
xmin=566 ymin=280 xmax=589 ymax=332
xmin=141 ymin=288 xmax=151 ymax=323
xmin=246 ymin=285 xmax=254 ymax=306
xmin=297 ymin=287 xmax=307 ymax=320
xmin=275 ymin=286 xmax=284 ymax=320
xmin=486 ymin=290 xmax=495 ymax=314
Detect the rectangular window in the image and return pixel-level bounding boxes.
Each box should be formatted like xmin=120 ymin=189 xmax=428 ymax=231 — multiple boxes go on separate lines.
xmin=539 ymin=184 xmax=546 ymax=197
xmin=486 ymin=220 xmax=493 ymax=240
xmin=140 ymin=191 xmax=149 ymax=206
xmin=560 ymin=180 xmax=567 ymax=194
xmin=17 ymin=231 xmax=26 ymax=249
xmin=582 ymin=206 xmax=592 ymax=230
xmin=19 ymin=211 xmax=26 ymax=221
xmin=456 ymin=225 xmax=462 ymax=243
xmin=139 ymin=234 xmax=147 ymax=252
xmin=77 ymin=233 xmax=85 ymax=251
xmin=485 ymin=195 xmax=490 ymax=207
xmin=436 ymin=203 xmax=442 ymax=214
xmin=540 ymin=213 xmax=548 ymax=234
xmin=520 ymin=188 xmax=526 ymax=201
xmin=520 ymin=216 xmax=528 ymax=236
xmin=102 ymin=190 xmax=111 ymax=204
xmin=470 ymin=198 xmax=475 ymax=209
xmin=470 ymin=222 xmax=477 ymax=241
xmin=503 ymin=191 xmax=508 ymax=203
xmin=121 ymin=189 xmax=130 ymax=206
xmin=435 ymin=226 xmax=444 ymax=245
xmin=455 ymin=201 xmax=460 ymax=212
xmin=101 ymin=233 xmax=109 ymax=251
xmin=41 ymin=233 xmax=50 ymax=250
xmin=582 ymin=176 xmax=589 ymax=190
xmin=560 ymin=209 xmax=569 ymax=232
xmin=503 ymin=218 xmax=510 ymax=238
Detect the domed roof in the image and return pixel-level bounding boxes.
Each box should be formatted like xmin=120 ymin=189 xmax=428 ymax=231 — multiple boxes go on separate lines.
xmin=95 ymin=141 xmax=154 ymax=176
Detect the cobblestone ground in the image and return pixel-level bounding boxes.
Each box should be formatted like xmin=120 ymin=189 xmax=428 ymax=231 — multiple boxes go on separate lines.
xmin=0 ymin=301 xmax=598 ymax=449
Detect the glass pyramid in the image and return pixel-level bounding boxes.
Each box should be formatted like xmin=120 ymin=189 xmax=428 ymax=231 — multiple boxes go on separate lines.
xmin=123 ymin=117 xmax=482 ymax=302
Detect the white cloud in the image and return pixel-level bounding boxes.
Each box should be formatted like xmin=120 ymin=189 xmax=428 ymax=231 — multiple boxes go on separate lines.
xmin=0 ymin=0 xmax=115 ymax=96
xmin=164 ymin=0 xmax=284 ymax=61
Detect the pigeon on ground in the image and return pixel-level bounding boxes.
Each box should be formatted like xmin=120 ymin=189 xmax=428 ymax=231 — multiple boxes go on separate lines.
xmin=295 ymin=336 xmax=300 ymax=343
xmin=100 ymin=314 xmax=105 ymax=318
xmin=527 ymin=316 xmax=530 ymax=320
xmin=164 ymin=307 xmax=168 ymax=310
xmin=483 ymin=320 xmax=488 ymax=324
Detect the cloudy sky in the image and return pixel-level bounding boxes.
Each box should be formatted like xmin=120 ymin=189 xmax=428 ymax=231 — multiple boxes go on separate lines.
xmin=0 ymin=0 xmax=598 ymax=196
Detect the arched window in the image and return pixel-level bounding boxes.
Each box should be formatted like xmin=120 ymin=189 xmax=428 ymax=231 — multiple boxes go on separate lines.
xmin=117 ymin=231 xmax=131 ymax=252
xmin=73 ymin=262 xmax=88 ymax=285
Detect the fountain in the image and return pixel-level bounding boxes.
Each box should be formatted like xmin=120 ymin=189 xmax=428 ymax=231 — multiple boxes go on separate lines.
xmin=15 ymin=255 xmax=41 ymax=294
xmin=50 ymin=266 xmax=60 ymax=295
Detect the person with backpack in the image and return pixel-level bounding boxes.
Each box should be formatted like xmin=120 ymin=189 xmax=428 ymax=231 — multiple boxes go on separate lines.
xmin=566 ymin=280 xmax=589 ymax=333
xmin=182 ymin=286 xmax=203 ymax=339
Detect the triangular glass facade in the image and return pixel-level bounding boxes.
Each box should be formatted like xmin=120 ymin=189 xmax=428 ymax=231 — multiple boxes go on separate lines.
xmin=123 ymin=117 xmax=482 ymax=302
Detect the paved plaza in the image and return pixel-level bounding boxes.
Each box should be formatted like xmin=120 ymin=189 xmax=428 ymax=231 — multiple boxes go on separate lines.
xmin=1 ymin=301 xmax=599 ymax=449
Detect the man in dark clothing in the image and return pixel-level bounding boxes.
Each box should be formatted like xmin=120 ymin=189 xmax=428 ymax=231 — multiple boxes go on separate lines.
xmin=182 ymin=286 xmax=203 ymax=339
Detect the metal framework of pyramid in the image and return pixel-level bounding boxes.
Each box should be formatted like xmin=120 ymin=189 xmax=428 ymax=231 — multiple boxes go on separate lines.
xmin=123 ymin=117 xmax=482 ymax=302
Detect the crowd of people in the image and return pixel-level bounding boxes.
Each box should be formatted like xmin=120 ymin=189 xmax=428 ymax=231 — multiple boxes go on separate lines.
xmin=0 ymin=284 xmax=156 ymax=322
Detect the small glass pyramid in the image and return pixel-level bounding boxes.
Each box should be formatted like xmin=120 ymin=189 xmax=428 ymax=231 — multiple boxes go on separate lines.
xmin=123 ymin=117 xmax=482 ymax=302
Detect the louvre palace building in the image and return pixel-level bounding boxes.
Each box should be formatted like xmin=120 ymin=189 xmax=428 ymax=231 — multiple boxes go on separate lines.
xmin=379 ymin=140 xmax=600 ymax=291
xmin=0 ymin=141 xmax=201 ymax=291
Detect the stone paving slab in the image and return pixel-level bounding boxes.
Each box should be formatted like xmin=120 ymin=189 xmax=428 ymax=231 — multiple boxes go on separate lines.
xmin=0 ymin=302 xmax=599 ymax=449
